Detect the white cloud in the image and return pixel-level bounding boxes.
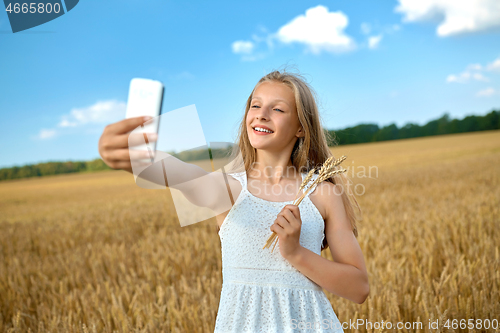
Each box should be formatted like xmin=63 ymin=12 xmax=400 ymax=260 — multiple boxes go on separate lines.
xmin=476 ymin=87 xmax=496 ymax=97
xmin=38 ymin=129 xmax=56 ymax=139
xmin=364 ymin=22 xmax=401 ymax=36
xmin=59 ymin=119 xmax=77 ymax=127
xmin=231 ymin=40 xmax=255 ymax=54
xmin=446 ymin=74 xmax=461 ymax=83
xmin=251 ymin=25 xmax=276 ymax=50
xmin=368 ymin=35 xmax=383 ymax=49
xmin=446 ymin=60 xmax=493 ymax=83
xmin=233 ymin=6 xmax=404 ymax=59
xmin=448 ymin=56 xmax=500 ymax=97
xmin=473 ymin=73 xmax=489 ymax=81
xmin=275 ymin=5 xmax=356 ymax=54
xmin=447 ymin=56 xmax=500 ymax=84
xmin=231 ymin=37 xmax=270 ymax=61
xmin=360 ymin=22 xmax=371 ymax=35
xmin=36 ymin=100 xmax=126 ymax=141
xmin=391 ymin=24 xmax=401 ymax=32
xmin=487 ymin=57 xmax=500 ymax=72
xmin=395 ymin=0 xmax=500 ymax=37
xmin=360 ymin=23 xmax=399 ymax=50
xmin=58 ymin=100 xmax=126 ymax=128
xmin=446 ymin=71 xmax=489 ymax=83
xmin=467 ymin=63 xmax=482 ymax=71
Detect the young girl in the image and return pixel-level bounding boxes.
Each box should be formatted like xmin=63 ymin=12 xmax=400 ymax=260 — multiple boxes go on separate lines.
xmin=212 ymin=70 xmax=368 ymax=332
xmin=98 ymin=69 xmax=369 ymax=333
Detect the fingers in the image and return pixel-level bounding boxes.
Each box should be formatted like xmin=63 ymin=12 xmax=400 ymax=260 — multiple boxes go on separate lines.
xmin=99 ymin=117 xmax=159 ymax=170
xmin=100 ymin=133 xmax=157 ymax=163
xmin=107 ymin=132 xmax=157 ymax=149
xmin=128 ymin=148 xmax=156 ymax=161
xmin=274 ymin=215 xmax=288 ymax=229
xmin=105 ymin=116 xmax=153 ymax=135
xmin=270 ymin=221 xmax=284 ymax=235
xmin=282 ymin=204 xmax=301 ymax=220
xmin=279 ymin=206 xmax=301 ymax=223
xmin=105 ymin=148 xmax=154 ymax=165
xmin=279 ymin=209 xmax=296 ymax=223
xmin=105 ymin=159 xmax=151 ymax=170
xmin=274 ymin=206 xmax=302 ymax=234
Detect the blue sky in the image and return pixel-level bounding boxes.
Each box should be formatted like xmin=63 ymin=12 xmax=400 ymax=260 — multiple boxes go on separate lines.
xmin=1 ymin=0 xmax=499 ymax=168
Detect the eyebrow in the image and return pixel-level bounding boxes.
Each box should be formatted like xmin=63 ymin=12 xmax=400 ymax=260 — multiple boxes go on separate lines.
xmin=251 ymin=96 xmax=291 ymax=107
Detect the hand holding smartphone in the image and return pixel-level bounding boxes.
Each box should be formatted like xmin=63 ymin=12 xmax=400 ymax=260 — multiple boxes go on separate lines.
xmin=125 ymin=78 xmax=164 ymax=163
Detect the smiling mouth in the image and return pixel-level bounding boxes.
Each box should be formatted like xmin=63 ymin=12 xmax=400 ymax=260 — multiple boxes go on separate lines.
xmin=252 ymin=126 xmax=274 ymax=134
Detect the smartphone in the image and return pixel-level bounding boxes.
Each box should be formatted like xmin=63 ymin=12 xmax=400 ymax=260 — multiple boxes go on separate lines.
xmin=125 ymin=78 xmax=164 ymax=163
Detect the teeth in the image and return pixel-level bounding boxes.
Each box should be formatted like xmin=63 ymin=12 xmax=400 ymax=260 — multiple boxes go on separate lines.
xmin=254 ymin=127 xmax=273 ymax=133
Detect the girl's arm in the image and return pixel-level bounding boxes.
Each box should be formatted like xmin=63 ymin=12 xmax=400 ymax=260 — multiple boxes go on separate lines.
xmin=281 ymin=182 xmax=369 ymax=304
xmin=99 ymin=116 xmax=229 ymax=211
xmin=125 ymin=157 xmax=229 ymax=212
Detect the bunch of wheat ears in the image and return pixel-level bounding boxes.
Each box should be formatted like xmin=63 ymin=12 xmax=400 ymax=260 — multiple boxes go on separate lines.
xmin=262 ymin=155 xmax=348 ymax=252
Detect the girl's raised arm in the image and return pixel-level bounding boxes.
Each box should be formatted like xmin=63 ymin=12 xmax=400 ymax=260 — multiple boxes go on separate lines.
xmin=98 ymin=116 xmax=229 ymax=211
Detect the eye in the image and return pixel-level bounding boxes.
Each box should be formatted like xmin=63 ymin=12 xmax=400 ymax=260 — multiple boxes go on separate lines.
xmin=250 ymin=105 xmax=284 ymax=112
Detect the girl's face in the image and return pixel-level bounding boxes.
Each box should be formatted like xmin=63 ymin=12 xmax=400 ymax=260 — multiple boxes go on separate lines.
xmin=246 ymin=81 xmax=303 ymax=152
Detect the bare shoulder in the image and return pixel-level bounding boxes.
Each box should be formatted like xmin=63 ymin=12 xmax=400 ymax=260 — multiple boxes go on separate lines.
xmin=308 ymin=181 xmax=344 ymax=225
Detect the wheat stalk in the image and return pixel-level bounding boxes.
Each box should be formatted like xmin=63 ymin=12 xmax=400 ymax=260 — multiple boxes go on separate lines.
xmin=263 ymin=155 xmax=348 ymax=251
xmin=264 ymin=168 xmax=347 ymax=250
xmin=293 ymin=168 xmax=316 ymax=202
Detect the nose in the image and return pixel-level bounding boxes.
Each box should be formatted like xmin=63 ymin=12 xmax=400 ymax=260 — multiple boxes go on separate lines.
xmin=255 ymin=105 xmax=270 ymax=120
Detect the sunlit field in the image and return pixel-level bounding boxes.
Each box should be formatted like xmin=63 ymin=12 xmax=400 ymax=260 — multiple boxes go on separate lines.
xmin=1 ymin=130 xmax=499 ymax=333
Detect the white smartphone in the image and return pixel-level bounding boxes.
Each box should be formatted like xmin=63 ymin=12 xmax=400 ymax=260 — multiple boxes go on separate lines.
xmin=125 ymin=78 xmax=164 ymax=162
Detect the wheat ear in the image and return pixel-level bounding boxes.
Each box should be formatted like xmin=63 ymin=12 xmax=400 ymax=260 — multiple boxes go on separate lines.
xmin=264 ymin=168 xmax=347 ymax=250
xmin=293 ymin=168 xmax=316 ymax=202
xmin=263 ymin=155 xmax=348 ymax=251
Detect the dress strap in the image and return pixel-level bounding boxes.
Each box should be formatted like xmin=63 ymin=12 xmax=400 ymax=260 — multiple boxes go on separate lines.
xmin=228 ymin=171 xmax=247 ymax=190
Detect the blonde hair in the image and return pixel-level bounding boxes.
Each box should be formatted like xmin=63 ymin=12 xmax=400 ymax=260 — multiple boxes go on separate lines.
xmin=219 ymin=68 xmax=362 ymax=251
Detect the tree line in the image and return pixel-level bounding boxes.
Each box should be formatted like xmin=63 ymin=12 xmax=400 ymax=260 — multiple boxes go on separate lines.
xmin=329 ymin=109 xmax=499 ymax=145
xmin=0 ymin=147 xmax=234 ymax=182
xmin=1 ymin=109 xmax=498 ymax=181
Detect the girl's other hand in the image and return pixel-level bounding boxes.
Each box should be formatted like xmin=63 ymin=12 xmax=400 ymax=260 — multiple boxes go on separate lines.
xmin=98 ymin=116 xmax=158 ymax=171
xmin=270 ymin=205 xmax=304 ymax=259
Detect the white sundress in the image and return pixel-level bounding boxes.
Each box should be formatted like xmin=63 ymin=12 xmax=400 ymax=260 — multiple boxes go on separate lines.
xmin=214 ymin=171 xmax=344 ymax=333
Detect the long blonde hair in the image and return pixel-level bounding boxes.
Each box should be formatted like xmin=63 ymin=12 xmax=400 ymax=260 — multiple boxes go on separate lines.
xmin=219 ymin=68 xmax=362 ymax=251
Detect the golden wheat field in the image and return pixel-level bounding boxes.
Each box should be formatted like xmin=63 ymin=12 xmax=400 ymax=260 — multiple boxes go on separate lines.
xmin=0 ymin=130 xmax=499 ymax=333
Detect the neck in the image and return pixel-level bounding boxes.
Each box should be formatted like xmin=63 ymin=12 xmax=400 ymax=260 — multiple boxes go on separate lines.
xmin=248 ymin=149 xmax=300 ymax=185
